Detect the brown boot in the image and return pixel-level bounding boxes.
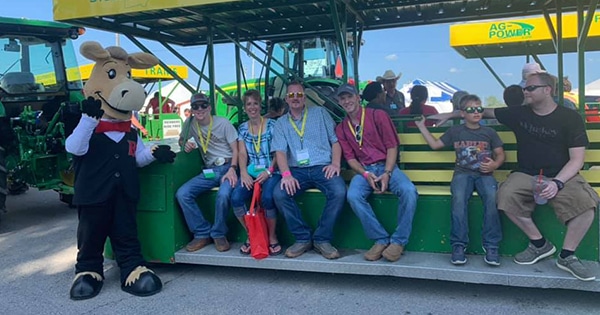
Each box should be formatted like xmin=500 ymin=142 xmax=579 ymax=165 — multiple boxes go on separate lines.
xmin=185 ymin=238 xmax=211 ymax=252
xmin=364 ymin=243 xmax=388 ymax=261
xmin=213 ymin=237 xmax=230 ymax=252
xmin=382 ymin=244 xmax=404 ymax=262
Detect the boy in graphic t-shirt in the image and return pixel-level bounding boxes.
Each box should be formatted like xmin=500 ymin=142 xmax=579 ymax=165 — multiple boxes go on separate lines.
xmin=415 ymin=94 xmax=505 ymax=266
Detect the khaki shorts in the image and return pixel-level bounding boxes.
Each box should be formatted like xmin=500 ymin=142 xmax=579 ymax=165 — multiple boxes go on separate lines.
xmin=497 ymin=172 xmax=599 ymax=224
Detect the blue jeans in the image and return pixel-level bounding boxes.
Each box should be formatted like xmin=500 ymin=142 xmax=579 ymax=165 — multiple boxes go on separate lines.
xmin=450 ymin=172 xmax=502 ymax=249
xmin=347 ymin=164 xmax=418 ymax=246
xmin=175 ymin=164 xmax=234 ymax=239
xmin=273 ymin=165 xmax=346 ymax=243
xmin=231 ymin=174 xmax=282 ymax=219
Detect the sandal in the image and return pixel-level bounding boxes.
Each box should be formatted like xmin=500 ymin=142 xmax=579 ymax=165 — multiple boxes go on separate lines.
xmin=269 ymin=243 xmax=283 ymax=256
xmin=239 ymin=242 xmax=251 ymax=255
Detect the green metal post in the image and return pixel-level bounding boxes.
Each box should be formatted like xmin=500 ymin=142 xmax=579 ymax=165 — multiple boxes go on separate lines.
xmin=556 ymin=1 xmax=564 ymax=107
xmin=474 ymin=48 xmax=506 ymax=89
xmin=330 ymin=0 xmax=348 ymax=82
xmin=125 ymin=35 xmax=195 ymax=93
xmin=235 ymin=32 xmax=243 ymax=123
xmin=207 ymin=19 xmax=216 ymax=113
xmin=578 ymin=0 xmax=599 ymax=115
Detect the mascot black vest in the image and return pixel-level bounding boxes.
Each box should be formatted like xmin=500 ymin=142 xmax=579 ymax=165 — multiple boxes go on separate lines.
xmin=73 ymin=130 xmax=140 ymax=205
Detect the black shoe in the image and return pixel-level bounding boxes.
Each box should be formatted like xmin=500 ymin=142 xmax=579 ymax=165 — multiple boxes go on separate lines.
xmin=121 ymin=267 xmax=163 ymax=297
xmin=70 ymin=273 xmax=103 ymax=300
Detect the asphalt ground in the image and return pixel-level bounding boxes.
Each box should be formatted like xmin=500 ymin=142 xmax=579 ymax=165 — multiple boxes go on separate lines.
xmin=1 ymin=189 xmax=600 ymax=315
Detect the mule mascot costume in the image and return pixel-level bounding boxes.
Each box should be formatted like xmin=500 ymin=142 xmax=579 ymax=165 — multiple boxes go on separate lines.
xmin=66 ymin=41 xmax=175 ymax=300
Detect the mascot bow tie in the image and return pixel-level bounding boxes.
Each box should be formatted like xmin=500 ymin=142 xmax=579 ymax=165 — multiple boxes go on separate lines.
xmin=95 ymin=120 xmax=132 ymax=133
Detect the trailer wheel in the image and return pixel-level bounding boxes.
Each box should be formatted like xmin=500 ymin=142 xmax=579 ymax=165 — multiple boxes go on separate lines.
xmin=59 ymin=193 xmax=75 ymax=208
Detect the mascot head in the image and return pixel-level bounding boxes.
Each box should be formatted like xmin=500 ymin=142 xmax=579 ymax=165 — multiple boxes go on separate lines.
xmin=80 ymin=41 xmax=159 ymax=121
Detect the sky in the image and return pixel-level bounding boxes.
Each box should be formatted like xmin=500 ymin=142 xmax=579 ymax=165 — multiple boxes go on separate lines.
xmin=4 ymin=0 xmax=600 ymax=103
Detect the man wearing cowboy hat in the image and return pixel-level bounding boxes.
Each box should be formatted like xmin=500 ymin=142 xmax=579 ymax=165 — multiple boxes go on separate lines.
xmin=376 ymin=70 xmax=405 ymax=113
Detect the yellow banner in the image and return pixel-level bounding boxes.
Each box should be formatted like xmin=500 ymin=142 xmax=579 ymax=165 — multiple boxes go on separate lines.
xmin=53 ymin=0 xmax=237 ymax=21
xmin=450 ymin=13 xmax=600 ymax=47
xmin=35 ymin=64 xmax=187 ymax=85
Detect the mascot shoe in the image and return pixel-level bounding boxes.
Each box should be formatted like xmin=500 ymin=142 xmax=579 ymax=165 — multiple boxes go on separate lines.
xmin=70 ymin=272 xmax=104 ymax=300
xmin=121 ymin=266 xmax=163 ymax=297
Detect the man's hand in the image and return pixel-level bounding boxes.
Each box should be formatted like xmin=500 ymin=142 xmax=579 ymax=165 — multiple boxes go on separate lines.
xmin=323 ymin=164 xmax=340 ymax=179
xmin=414 ymin=115 xmax=426 ymax=128
xmin=222 ymin=167 xmax=238 ymax=187
xmin=81 ymin=97 xmax=104 ymax=119
xmin=365 ymin=172 xmax=381 ymax=193
xmin=240 ymin=172 xmax=253 ymax=190
xmin=479 ymin=157 xmax=496 ymax=174
xmin=152 ymin=145 xmax=176 ymax=163
xmin=374 ymin=172 xmax=390 ymax=193
xmin=281 ymin=175 xmax=300 ymax=195
xmin=184 ymin=140 xmax=197 ymax=153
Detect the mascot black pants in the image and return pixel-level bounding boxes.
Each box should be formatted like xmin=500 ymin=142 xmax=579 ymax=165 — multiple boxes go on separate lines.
xmin=75 ymin=189 xmax=144 ymax=283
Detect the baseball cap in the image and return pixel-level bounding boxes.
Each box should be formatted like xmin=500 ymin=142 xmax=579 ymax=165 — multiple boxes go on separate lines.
xmin=191 ymin=92 xmax=209 ymax=105
xmin=336 ymin=83 xmax=359 ymax=97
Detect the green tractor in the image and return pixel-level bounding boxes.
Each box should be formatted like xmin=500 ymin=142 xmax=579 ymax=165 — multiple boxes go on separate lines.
xmin=0 ymin=17 xmax=85 ymax=219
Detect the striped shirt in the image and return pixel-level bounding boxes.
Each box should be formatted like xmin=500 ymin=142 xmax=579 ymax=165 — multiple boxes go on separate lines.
xmin=238 ymin=118 xmax=276 ymax=167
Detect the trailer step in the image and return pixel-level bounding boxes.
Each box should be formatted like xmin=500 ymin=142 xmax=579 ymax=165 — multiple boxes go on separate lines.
xmin=175 ymin=242 xmax=600 ymax=292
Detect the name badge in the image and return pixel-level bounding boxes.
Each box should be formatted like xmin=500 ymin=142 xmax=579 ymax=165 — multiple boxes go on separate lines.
xmin=296 ymin=149 xmax=310 ymax=166
xmin=203 ymin=168 xmax=216 ymax=179
xmin=390 ymin=103 xmax=398 ymax=110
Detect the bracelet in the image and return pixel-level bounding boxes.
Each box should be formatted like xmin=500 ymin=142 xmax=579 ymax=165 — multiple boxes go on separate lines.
xmin=268 ymin=166 xmax=275 ymax=173
xmin=282 ymin=170 xmax=292 ymax=177
xmin=362 ymin=171 xmax=370 ymax=179
xmin=230 ymin=164 xmax=238 ymax=170
xmin=384 ymin=170 xmax=392 ymax=176
xmin=265 ymin=168 xmax=272 ymax=176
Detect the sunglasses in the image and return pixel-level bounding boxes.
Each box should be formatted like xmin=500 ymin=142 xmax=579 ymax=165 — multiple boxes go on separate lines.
xmin=354 ymin=125 xmax=362 ymax=142
xmin=463 ymin=106 xmax=484 ymax=114
xmin=287 ymin=92 xmax=304 ymax=99
xmin=523 ymin=85 xmax=548 ymax=92
xmin=191 ymin=102 xmax=210 ymax=110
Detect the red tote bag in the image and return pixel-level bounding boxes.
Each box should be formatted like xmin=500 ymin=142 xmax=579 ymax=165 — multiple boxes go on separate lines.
xmin=244 ymin=182 xmax=269 ymax=259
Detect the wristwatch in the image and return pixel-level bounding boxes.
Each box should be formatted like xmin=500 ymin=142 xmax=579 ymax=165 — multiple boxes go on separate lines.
xmin=384 ymin=170 xmax=392 ymax=177
xmin=552 ymin=179 xmax=565 ymax=191
xmin=230 ymin=164 xmax=238 ymax=170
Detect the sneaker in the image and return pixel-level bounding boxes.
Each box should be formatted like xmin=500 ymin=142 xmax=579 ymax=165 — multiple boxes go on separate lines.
xmin=514 ymin=241 xmax=556 ymax=265
xmin=451 ymin=245 xmax=467 ymax=265
xmin=382 ymin=243 xmax=404 ymax=262
xmin=483 ymin=247 xmax=500 ymax=266
xmin=185 ymin=237 xmax=211 ymax=252
xmin=556 ymin=255 xmax=596 ymax=281
xmin=364 ymin=243 xmax=388 ymax=261
xmin=314 ymin=242 xmax=341 ymax=260
xmin=285 ymin=242 xmax=312 ymax=258
xmin=213 ymin=237 xmax=230 ymax=252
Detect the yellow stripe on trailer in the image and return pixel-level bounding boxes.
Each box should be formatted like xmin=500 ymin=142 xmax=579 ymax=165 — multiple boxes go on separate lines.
xmin=53 ymin=0 xmax=236 ymax=21
xmin=450 ymin=12 xmax=600 ymax=58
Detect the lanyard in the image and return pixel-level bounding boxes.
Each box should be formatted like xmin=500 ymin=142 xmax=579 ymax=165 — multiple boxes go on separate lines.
xmin=195 ymin=116 xmax=213 ymax=154
xmin=288 ymin=108 xmax=307 ymax=144
xmin=250 ymin=117 xmax=263 ymax=154
xmin=347 ymin=107 xmax=365 ymax=148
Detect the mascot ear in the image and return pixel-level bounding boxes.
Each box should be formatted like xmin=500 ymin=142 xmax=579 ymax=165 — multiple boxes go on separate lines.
xmin=80 ymin=41 xmax=110 ymax=62
xmin=128 ymin=53 xmax=159 ymax=69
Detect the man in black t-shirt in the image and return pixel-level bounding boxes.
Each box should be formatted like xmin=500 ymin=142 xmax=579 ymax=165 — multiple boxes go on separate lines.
xmin=429 ymin=73 xmax=598 ymax=281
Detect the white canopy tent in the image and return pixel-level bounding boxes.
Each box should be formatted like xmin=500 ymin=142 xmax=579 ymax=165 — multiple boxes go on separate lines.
xmin=399 ymin=79 xmax=462 ymax=113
